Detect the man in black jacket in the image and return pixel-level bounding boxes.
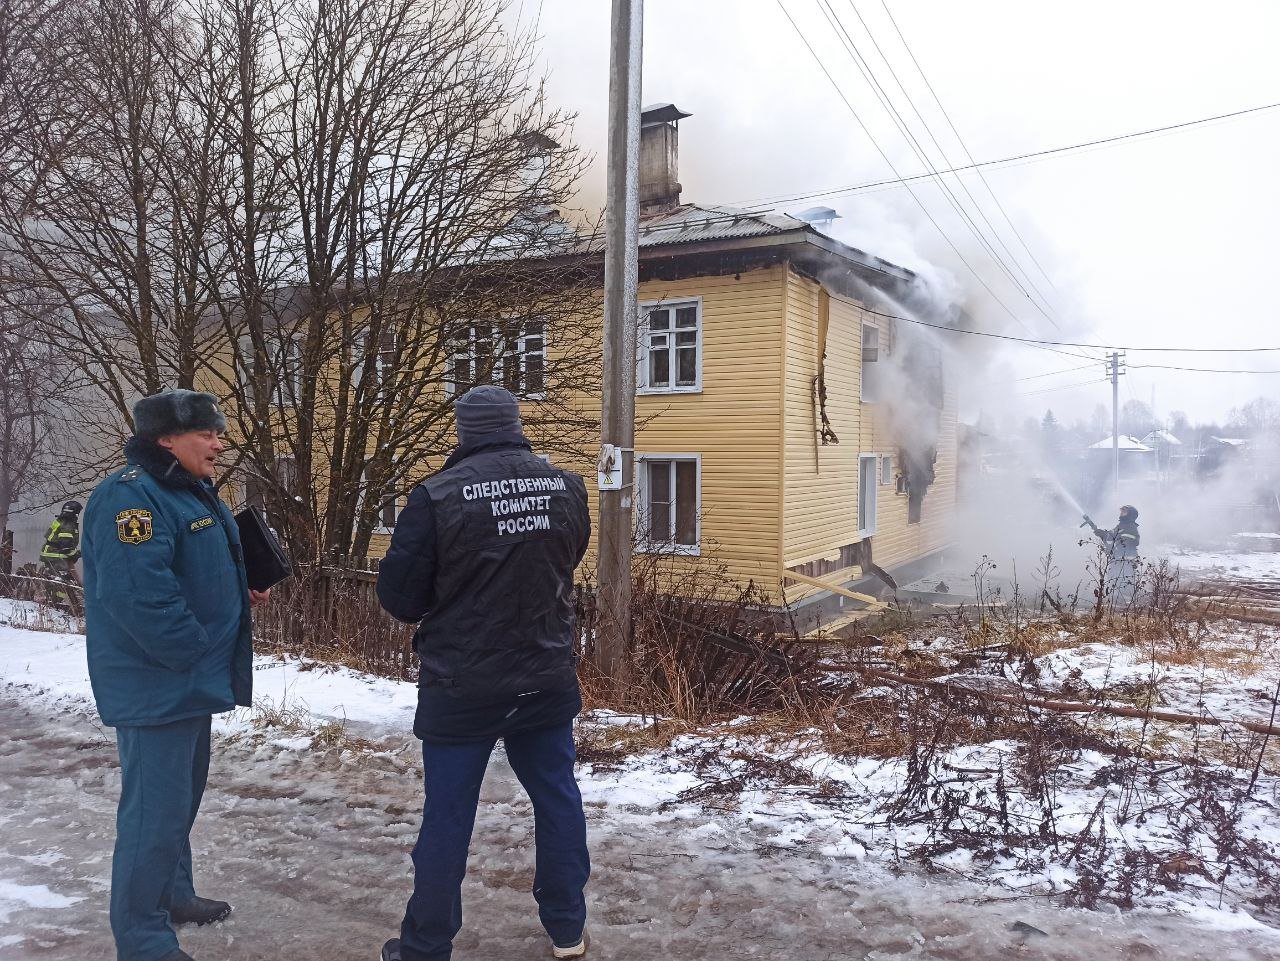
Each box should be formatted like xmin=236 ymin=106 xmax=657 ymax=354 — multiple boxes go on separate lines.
xmin=377 ymin=385 xmax=592 ymax=961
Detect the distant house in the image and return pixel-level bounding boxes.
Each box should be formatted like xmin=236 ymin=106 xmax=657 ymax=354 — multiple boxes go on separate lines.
xmin=1141 ymin=429 xmax=1183 ymax=449
xmin=1141 ymin=429 xmax=1186 ymax=477
xmin=1086 ymin=434 xmax=1155 ymax=481
xmin=1210 ymin=436 xmax=1249 ymax=451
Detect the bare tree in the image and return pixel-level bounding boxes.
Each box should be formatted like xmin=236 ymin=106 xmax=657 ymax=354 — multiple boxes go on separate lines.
xmin=0 ymin=300 xmax=74 ymax=555
xmin=0 ymin=0 xmax=232 ymax=447
xmin=194 ymin=0 xmax=599 ymax=564
xmin=1227 ymin=397 xmax=1280 ymax=438
xmin=4 ymin=0 xmax=601 ymax=568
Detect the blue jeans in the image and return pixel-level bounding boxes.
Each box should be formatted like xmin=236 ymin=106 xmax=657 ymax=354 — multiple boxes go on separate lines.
xmin=399 ymin=722 xmax=590 ymax=961
xmin=111 ymin=714 xmax=211 ymax=961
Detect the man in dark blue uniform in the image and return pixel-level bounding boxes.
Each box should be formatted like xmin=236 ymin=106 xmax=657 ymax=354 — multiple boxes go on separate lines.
xmin=377 ymin=385 xmax=592 ymax=961
xmin=82 ymin=390 xmax=269 ymax=961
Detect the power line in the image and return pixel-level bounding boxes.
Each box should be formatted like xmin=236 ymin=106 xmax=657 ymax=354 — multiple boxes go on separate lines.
xmin=873 ymin=0 xmax=1065 ymax=302
xmin=816 ymin=0 xmax=1061 ymax=330
xmin=843 ymin=299 xmax=1280 ymax=354
xmin=729 ymin=99 xmax=1280 ymax=211
xmin=1010 ymin=363 xmax=1097 ymax=382
xmin=772 ymin=0 xmax=1034 ymax=333
xmin=1019 ymin=378 xmax=1108 ymax=397
xmin=839 ymin=0 xmax=1065 ymax=331
xmin=1131 ymin=363 xmax=1280 ymax=374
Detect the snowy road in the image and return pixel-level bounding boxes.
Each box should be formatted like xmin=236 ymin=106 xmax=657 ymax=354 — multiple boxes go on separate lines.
xmin=3 ymin=696 xmax=1278 ymax=960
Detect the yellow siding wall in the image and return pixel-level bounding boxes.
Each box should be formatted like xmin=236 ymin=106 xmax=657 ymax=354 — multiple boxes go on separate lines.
xmin=783 ymin=272 xmax=858 ymax=570
xmin=575 ymin=266 xmax=787 ymax=593
xmin=358 ymin=261 xmax=955 ymax=604
xmin=781 ymin=267 xmax=956 ymax=601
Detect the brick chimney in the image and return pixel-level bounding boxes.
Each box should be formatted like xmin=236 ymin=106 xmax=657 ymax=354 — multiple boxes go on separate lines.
xmin=639 ymin=103 xmax=691 ymax=214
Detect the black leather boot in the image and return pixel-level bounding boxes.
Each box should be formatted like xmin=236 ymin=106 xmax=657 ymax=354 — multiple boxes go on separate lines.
xmin=168 ymin=897 xmax=232 ymax=926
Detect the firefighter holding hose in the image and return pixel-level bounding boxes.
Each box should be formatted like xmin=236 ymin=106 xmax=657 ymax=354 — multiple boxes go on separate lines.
xmin=1081 ymin=505 xmax=1141 ymax=602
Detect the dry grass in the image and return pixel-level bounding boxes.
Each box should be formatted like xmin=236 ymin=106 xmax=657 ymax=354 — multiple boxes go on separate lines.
xmin=243 ymin=697 xmax=377 ymax=755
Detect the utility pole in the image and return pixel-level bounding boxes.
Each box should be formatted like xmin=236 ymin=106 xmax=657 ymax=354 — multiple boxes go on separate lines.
xmin=595 ymin=0 xmax=643 ymax=686
xmin=1108 ymin=351 xmax=1126 ymax=497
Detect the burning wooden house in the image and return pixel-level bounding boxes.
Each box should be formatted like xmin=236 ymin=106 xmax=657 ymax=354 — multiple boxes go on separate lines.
xmin=588 ymin=104 xmax=958 ymax=612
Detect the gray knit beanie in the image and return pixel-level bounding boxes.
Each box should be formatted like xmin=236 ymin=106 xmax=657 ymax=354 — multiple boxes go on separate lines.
xmin=133 ymin=389 xmax=227 ymax=440
xmin=454 ymin=385 xmax=522 ymax=445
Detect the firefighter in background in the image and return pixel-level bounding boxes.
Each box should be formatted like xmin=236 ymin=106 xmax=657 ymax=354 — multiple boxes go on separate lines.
xmin=1083 ymin=504 xmax=1141 ymax=602
xmin=40 ymin=500 xmax=83 ymax=606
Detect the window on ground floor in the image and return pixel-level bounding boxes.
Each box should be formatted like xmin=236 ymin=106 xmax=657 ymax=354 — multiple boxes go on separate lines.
xmin=636 ymin=454 xmax=700 ymax=553
xmin=858 ymin=454 xmax=877 ymax=535
xmin=374 ymin=481 xmax=401 ymax=533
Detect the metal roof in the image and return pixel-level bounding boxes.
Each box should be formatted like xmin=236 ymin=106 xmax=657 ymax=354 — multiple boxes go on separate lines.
xmin=458 ymin=202 xmax=916 ymax=287
xmin=1141 ymin=429 xmax=1184 ymax=446
xmin=628 ymin=203 xmax=916 ymax=284
xmin=636 ymin=203 xmax=808 ymax=247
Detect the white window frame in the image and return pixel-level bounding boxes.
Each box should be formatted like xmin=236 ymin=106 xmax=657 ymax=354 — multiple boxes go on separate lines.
xmin=360 ymin=466 xmax=402 ymax=535
xmin=373 ymin=325 xmax=397 ymax=386
xmin=278 ymin=335 xmax=303 ymax=404
xmin=880 ymin=454 xmax=892 ymax=486
xmin=373 ymin=481 xmax=401 ymax=534
xmin=506 ymin=320 xmax=546 ymax=399
xmin=637 ymin=297 xmax=703 ymax=395
xmin=447 ymin=319 xmax=547 ymax=400
xmin=858 ymin=453 xmax=878 ymax=536
xmin=634 ymin=452 xmax=702 ymax=555
xmin=860 ymin=323 xmax=880 ymax=404
xmin=238 ymin=332 xmax=304 ymax=406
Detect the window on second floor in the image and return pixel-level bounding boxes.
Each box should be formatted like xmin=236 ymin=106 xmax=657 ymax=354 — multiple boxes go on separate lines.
xmin=860 ymin=323 xmax=881 ymax=403
xmin=238 ymin=333 xmax=303 ymax=405
xmin=449 ymin=319 xmax=546 ymax=399
xmin=638 ymin=300 xmax=701 ymax=393
xmin=374 ymin=326 xmax=397 ymax=384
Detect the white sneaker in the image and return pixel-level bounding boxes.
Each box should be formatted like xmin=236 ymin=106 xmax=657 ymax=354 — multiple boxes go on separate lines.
xmin=551 ymin=933 xmax=588 ymax=958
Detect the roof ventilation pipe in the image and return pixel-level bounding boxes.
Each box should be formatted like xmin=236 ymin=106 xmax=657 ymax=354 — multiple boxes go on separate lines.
xmin=795 ymin=206 xmax=841 ymax=231
xmin=639 ymin=103 xmax=691 ymax=214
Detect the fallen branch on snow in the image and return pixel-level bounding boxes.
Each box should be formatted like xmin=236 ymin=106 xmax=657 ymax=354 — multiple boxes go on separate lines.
xmin=827 ymin=664 xmax=1280 ymax=737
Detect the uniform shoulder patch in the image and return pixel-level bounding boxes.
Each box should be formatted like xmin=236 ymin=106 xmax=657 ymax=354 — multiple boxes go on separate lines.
xmin=117 ymin=508 xmax=154 ymax=544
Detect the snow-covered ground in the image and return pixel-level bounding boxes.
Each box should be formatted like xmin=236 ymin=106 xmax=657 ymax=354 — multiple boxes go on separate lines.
xmin=1163 ymin=546 xmax=1280 ymax=583
xmin=3 ymin=594 xmax=1280 ymax=958
xmin=899 ymin=542 xmax=1280 ymax=601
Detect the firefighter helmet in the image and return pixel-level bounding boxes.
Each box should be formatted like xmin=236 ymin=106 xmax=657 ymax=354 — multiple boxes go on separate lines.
xmin=61 ymin=500 xmax=83 ymax=515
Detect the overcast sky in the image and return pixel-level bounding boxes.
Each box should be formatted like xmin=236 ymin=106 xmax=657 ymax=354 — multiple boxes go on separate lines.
xmin=518 ymin=0 xmax=1279 ymax=430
